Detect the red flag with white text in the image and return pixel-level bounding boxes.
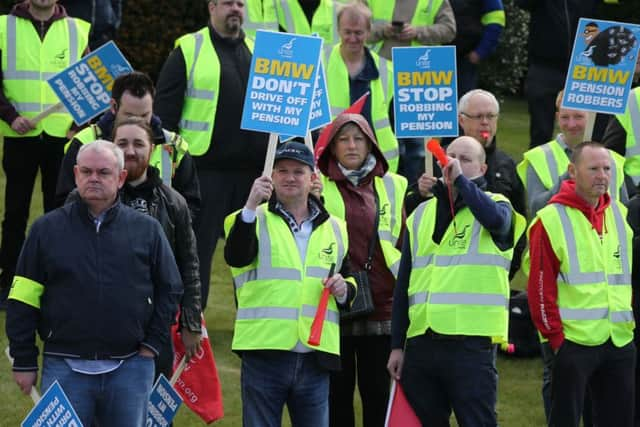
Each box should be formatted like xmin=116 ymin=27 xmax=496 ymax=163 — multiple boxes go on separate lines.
xmin=171 ymin=316 xmax=224 ymax=423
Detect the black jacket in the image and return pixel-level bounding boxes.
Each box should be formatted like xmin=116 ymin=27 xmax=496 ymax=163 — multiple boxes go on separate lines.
xmin=516 ymin=0 xmax=599 ymax=70
xmin=120 ymin=167 xmax=202 ymax=333
xmin=6 ymin=200 xmax=182 ymax=370
xmin=55 ymin=111 xmax=201 ymax=222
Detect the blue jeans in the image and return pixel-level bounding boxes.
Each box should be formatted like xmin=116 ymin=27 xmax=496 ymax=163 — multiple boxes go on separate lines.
xmin=241 ymin=350 xmax=329 ymax=427
xmin=401 ymin=332 xmax=497 ymax=427
xmin=41 ymin=355 xmax=155 ymax=427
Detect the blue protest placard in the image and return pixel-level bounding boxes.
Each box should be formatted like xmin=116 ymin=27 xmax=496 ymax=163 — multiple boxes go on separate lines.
xmin=22 ymin=381 xmax=83 ymax=427
xmin=241 ymin=30 xmax=322 ymax=137
xmin=147 ymin=374 xmax=183 ymax=427
xmin=392 ymin=46 xmax=458 ymax=138
xmin=280 ymin=58 xmax=331 ymax=142
xmin=48 ymin=41 xmax=133 ymax=125
xmin=562 ymin=18 xmax=640 ymax=114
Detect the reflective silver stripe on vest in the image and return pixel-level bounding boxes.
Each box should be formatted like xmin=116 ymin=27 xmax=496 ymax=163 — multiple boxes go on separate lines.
xmin=301 ymin=304 xmax=339 ymax=324
xmin=541 ymin=143 xmax=559 ymax=187
xmin=411 ymin=201 xmax=429 ymax=263
xmin=383 ymin=147 xmax=400 ymax=162
xmin=65 ymin=17 xmax=80 ymax=64
xmin=380 ymin=174 xmax=398 ymax=245
xmin=555 ymin=204 xmax=630 ymax=285
xmin=306 ymin=266 xmax=328 ymax=279
xmin=234 ymin=267 xmax=301 ymax=290
xmin=429 ymin=292 xmax=507 ymax=307
xmin=378 ymin=57 xmax=389 ymax=100
xmin=328 ymin=216 xmax=346 ymax=270
xmin=5 ymin=16 xmax=79 ymax=80
xmin=237 ymin=306 xmax=299 ymax=320
xmin=179 ymin=119 xmax=210 ymax=132
xmin=12 ymin=102 xmax=57 ymax=112
xmin=375 ymin=117 xmax=390 ymax=129
xmin=389 ymin=259 xmax=400 ymax=277
xmin=626 ymin=95 xmax=640 ymax=184
xmin=160 ymin=148 xmax=172 ymax=187
xmin=559 ymin=307 xmax=608 ymax=320
xmin=331 ymin=106 xmax=343 ymax=117
xmin=609 ymin=154 xmax=618 ymax=199
xmin=408 ymin=291 xmax=428 ymax=307
xmin=236 ymin=208 xmax=344 ymax=290
xmin=413 ymin=254 xmax=433 ymax=268
xmin=612 ymin=310 xmax=634 ymax=323
xmin=186 ymin=88 xmax=215 ymax=101
xmin=433 ymin=221 xmax=511 ymax=270
xmin=279 ymin=0 xmax=295 ymax=32
xmin=183 ymin=32 xmax=215 ymax=101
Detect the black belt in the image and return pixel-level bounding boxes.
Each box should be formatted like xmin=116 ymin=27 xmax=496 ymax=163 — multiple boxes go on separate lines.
xmin=425 ymin=329 xmax=468 ymax=340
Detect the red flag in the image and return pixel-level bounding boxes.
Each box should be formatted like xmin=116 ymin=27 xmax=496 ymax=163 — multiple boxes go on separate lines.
xmin=314 ymin=92 xmax=370 ymax=162
xmin=171 ymin=316 xmax=224 ymax=424
xmin=384 ymin=380 xmax=421 ymax=427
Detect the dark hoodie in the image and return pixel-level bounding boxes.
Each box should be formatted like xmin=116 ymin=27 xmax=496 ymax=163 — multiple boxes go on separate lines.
xmin=0 ymin=2 xmax=72 ymax=125
xmin=318 ymin=113 xmax=404 ymax=322
xmin=527 ymin=180 xmax=611 ymax=350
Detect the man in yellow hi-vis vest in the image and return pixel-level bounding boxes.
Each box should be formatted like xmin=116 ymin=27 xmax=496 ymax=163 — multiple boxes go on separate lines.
xmin=388 ymin=136 xmax=524 ymax=426
xmin=224 ymin=142 xmax=356 ymax=427
xmin=527 ymin=141 xmax=635 ymax=427
xmin=155 ymin=0 xmax=269 ymax=310
xmin=0 ymin=0 xmax=89 ymax=303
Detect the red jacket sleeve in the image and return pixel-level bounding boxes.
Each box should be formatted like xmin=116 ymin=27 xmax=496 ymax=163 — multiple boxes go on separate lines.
xmin=527 ymin=220 xmax=565 ymax=350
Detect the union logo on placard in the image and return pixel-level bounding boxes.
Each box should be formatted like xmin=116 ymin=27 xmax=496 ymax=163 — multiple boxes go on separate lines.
xmin=416 ymin=49 xmax=431 ymax=69
xmin=278 ymin=38 xmax=296 ymax=58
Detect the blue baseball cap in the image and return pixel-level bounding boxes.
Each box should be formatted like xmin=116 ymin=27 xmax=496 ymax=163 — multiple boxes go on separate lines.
xmin=274 ymin=141 xmax=315 ymax=170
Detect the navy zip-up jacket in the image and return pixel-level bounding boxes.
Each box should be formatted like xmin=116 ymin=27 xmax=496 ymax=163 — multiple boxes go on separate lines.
xmin=6 ymin=199 xmax=183 ymax=371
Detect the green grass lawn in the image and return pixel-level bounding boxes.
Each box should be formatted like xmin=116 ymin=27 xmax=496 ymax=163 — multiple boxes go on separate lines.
xmin=0 ymin=97 xmax=550 ymax=426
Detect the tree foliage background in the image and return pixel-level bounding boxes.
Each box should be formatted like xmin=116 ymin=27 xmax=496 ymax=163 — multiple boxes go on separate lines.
xmin=0 ymin=0 xmax=638 ymax=95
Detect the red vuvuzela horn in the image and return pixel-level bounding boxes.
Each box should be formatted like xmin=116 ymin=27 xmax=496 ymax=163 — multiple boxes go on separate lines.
xmin=308 ymin=263 xmax=336 ymax=346
xmin=426 ymin=139 xmax=448 ymax=166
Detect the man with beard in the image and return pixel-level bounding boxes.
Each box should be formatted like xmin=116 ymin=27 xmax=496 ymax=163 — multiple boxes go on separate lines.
xmin=112 ymin=116 xmax=203 ymax=382
xmin=55 ymin=71 xmax=201 ymax=221
xmin=155 ymin=0 xmax=269 ymax=309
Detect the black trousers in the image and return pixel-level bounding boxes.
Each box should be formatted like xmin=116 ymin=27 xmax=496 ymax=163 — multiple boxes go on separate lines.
xmin=550 ymin=339 xmax=636 ymax=427
xmin=329 ymin=334 xmax=391 ymax=427
xmin=193 ymin=168 xmax=259 ymax=309
xmin=1 ymin=135 xmax=65 ymax=278
xmin=525 ymin=63 xmax=567 ymax=149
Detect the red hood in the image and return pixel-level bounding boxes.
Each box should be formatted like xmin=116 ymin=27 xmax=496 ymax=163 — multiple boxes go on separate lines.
xmin=12 ymin=1 xmax=67 ymax=22
xmin=548 ymin=180 xmax=610 ymax=232
xmin=317 ymin=113 xmax=388 ymax=181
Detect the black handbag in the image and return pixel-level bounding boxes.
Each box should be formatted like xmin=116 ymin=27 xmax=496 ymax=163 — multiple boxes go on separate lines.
xmin=341 ymin=192 xmax=380 ymax=320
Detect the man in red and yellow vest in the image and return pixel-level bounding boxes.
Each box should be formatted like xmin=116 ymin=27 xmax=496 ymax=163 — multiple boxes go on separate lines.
xmin=0 ymin=0 xmax=89 ymax=297
xmin=527 ymin=141 xmax=635 ymax=427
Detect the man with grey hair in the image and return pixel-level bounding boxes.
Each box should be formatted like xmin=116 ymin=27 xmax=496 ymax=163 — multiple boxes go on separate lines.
xmin=6 ymin=140 xmax=182 ymax=426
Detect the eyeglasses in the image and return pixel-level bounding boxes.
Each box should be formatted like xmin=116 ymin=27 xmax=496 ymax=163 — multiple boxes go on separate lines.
xmin=460 ymin=112 xmax=499 ymax=121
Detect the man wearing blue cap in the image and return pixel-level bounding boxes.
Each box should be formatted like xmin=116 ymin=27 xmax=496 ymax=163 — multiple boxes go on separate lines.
xmin=224 ymin=141 xmax=357 ymax=427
